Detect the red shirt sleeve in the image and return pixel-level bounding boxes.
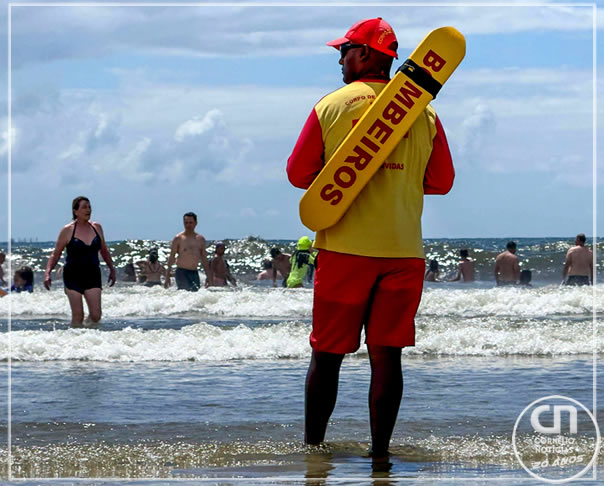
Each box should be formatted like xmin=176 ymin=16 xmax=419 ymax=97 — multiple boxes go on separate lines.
xmin=423 ymin=114 xmax=454 ymax=194
xmin=287 ymin=108 xmax=324 ymax=189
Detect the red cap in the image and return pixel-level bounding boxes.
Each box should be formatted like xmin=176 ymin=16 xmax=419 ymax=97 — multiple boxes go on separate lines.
xmin=327 ymin=17 xmax=398 ymax=59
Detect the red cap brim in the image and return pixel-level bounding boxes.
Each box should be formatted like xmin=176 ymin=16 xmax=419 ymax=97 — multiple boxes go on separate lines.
xmin=326 ymin=36 xmax=350 ymax=49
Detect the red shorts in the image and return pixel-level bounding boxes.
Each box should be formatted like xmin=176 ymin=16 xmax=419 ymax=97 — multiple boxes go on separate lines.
xmin=311 ymin=250 xmax=424 ymax=354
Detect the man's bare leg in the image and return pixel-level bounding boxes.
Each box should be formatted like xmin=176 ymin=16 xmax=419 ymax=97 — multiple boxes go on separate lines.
xmin=304 ymin=350 xmax=345 ymax=444
xmin=367 ymin=344 xmax=403 ymax=458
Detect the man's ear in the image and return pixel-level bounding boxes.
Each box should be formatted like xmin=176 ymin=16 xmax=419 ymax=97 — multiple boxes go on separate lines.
xmin=359 ymin=44 xmax=371 ymax=61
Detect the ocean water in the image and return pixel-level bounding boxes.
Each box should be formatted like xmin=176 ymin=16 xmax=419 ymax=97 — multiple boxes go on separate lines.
xmin=0 ymin=237 xmax=602 ymax=485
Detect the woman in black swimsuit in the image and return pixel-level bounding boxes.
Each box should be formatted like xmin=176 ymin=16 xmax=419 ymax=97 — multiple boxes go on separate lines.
xmin=44 ymin=196 xmax=116 ymax=327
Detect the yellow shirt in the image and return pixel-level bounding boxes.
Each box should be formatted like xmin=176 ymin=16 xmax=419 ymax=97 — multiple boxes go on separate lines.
xmin=287 ymin=79 xmax=454 ymax=258
xmin=319 ymin=81 xmax=436 ymax=257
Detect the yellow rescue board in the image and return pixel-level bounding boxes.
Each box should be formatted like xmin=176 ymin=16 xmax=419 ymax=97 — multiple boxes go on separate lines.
xmin=299 ymin=26 xmax=466 ymax=231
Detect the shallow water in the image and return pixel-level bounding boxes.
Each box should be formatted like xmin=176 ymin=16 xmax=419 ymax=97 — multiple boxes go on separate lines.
xmin=0 ymin=238 xmax=601 ymax=483
xmin=2 ymin=345 xmax=602 ymax=482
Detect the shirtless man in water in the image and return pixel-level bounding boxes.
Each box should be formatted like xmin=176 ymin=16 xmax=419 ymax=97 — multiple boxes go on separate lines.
xmin=494 ymin=241 xmax=520 ymax=286
xmin=450 ymin=249 xmax=475 ymax=282
xmin=165 ymin=212 xmax=210 ymax=291
xmin=270 ymin=247 xmax=291 ymax=288
xmin=208 ymin=241 xmax=236 ymax=287
xmin=563 ymin=233 xmax=593 ymax=285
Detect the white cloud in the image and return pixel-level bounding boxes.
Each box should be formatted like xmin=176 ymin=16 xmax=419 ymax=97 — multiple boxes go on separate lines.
xmin=58 ymin=140 xmax=84 ymax=161
xmin=452 ymin=67 xmax=590 ymax=88
xmin=84 ymin=107 xmax=121 ymax=150
xmin=435 ymin=67 xmax=595 ymax=176
xmin=7 ymin=63 xmax=599 ymax=189
xmin=121 ymin=137 xmax=153 ymax=181
xmin=3 ymin=0 xmax=602 ymax=240
xmin=3 ymin=3 xmax=599 ymax=69
xmin=456 ymin=103 xmax=496 ymax=168
xmin=174 ymin=109 xmax=224 ymax=142
xmin=94 ymin=112 xmax=108 ymax=138
xmin=149 ymin=108 xmax=256 ymax=184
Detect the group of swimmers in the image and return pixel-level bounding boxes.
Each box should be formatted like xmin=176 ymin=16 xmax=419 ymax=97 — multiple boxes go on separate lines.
xmin=424 ymin=248 xmax=476 ymax=283
xmin=35 ymin=199 xmax=246 ymax=326
xmin=0 ymin=195 xmax=595 ymax=329
xmin=0 ymin=234 xmax=596 ymax=300
xmin=121 ymin=243 xmax=236 ymax=289
xmin=424 ymin=234 xmax=594 ymax=286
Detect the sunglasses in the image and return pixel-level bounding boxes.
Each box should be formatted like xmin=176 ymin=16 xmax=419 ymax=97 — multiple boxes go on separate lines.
xmin=339 ymin=43 xmax=365 ymax=58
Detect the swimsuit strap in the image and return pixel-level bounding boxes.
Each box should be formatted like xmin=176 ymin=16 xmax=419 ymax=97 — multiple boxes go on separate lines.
xmin=89 ymin=223 xmax=101 ymax=239
xmin=70 ymin=221 xmax=100 ymax=246
xmin=71 ymin=221 xmax=100 ymax=244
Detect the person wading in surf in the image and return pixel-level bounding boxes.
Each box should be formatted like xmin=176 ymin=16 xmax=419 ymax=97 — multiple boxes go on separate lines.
xmin=286 ymin=236 xmax=316 ymax=288
xmin=44 ymin=196 xmax=116 ymax=327
xmin=562 ymin=233 xmax=593 ymax=286
xmin=165 ymin=212 xmax=210 ymax=291
xmin=287 ymin=18 xmax=454 ymax=460
xmin=494 ymin=241 xmax=520 ymax=286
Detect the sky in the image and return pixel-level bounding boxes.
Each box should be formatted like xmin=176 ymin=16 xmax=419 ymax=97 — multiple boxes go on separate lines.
xmin=0 ymin=0 xmax=603 ymax=242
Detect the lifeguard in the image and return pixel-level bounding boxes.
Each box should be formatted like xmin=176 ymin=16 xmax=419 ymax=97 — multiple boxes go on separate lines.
xmin=287 ymin=17 xmax=460 ymax=460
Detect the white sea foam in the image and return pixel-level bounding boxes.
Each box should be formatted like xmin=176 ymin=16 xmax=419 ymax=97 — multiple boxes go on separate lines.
xmin=2 ymin=285 xmax=314 ymax=319
xmin=1 ymin=316 xmax=599 ymax=362
xmin=2 ymin=322 xmax=311 ymax=362
xmin=413 ymin=317 xmax=599 ymax=356
xmin=419 ymin=285 xmax=601 ymax=317
xmin=1 ymin=284 xmax=600 ymax=320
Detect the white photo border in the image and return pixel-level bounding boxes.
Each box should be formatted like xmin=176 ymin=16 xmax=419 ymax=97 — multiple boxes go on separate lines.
xmin=6 ymin=1 xmax=599 ymax=482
